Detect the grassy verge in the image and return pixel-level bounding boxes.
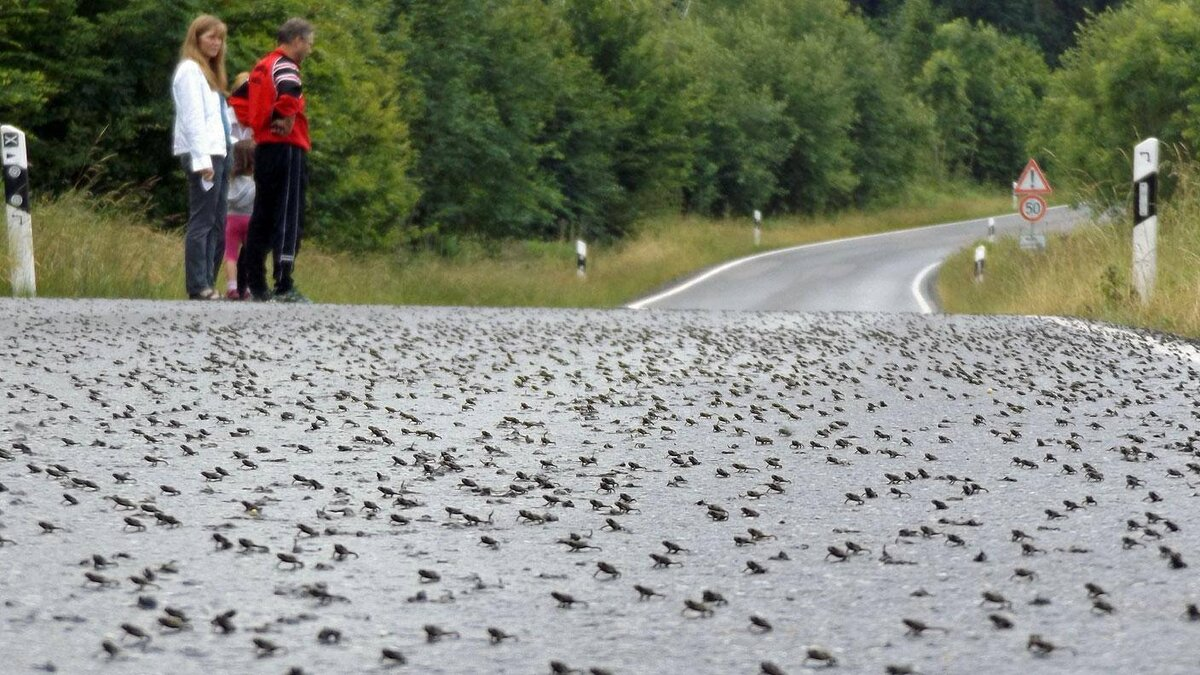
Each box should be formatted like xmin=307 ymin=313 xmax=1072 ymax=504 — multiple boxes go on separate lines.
xmin=4 ymin=182 xmax=1012 ymax=307
xmin=938 ymin=165 xmax=1200 ymax=339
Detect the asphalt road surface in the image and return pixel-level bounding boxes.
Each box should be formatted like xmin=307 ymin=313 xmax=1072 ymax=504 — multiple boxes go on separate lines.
xmin=630 ymin=207 xmax=1083 ymax=313
xmin=2 ymin=299 xmax=1199 ymax=674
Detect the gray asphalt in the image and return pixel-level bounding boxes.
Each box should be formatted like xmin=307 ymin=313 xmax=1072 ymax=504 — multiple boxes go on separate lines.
xmin=630 ymin=207 xmax=1083 ymax=312
xmin=2 ymin=299 xmax=1199 ymax=675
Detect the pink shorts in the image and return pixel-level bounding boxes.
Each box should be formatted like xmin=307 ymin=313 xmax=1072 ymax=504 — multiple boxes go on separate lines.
xmin=224 ymin=214 xmax=250 ymax=262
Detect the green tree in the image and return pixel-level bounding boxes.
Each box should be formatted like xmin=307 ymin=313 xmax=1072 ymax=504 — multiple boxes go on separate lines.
xmin=854 ymin=0 xmax=1126 ymax=62
xmin=919 ymin=50 xmax=975 ymax=174
xmin=892 ymin=0 xmax=942 ymax=80
xmin=402 ymin=0 xmax=553 ymax=239
xmin=1033 ymin=0 xmax=1200 ymax=201
xmin=560 ymin=0 xmax=697 ymax=214
xmin=0 ymin=0 xmax=1061 ymax=249
xmin=917 ymin=19 xmax=1049 ymax=181
xmin=402 ymin=0 xmax=630 ymax=240
xmin=295 ymin=2 xmax=421 ymax=249
xmin=0 ymin=0 xmax=191 ymax=197
xmin=937 ymin=0 xmax=1124 ymax=62
xmin=0 ymin=1 xmax=69 ymax=124
xmin=689 ymin=0 xmax=925 ymax=213
xmin=843 ymin=23 xmax=930 ymax=204
xmin=668 ymin=16 xmax=793 ymax=216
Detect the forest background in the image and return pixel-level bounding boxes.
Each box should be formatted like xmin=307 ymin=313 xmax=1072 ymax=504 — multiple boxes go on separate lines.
xmin=0 ymin=0 xmax=1196 ymax=256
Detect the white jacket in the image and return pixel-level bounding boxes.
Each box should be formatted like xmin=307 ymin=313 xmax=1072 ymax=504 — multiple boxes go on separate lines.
xmin=172 ymin=59 xmax=229 ymax=173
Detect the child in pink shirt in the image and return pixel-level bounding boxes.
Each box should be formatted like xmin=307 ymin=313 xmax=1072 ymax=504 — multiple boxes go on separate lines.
xmin=224 ymin=140 xmax=255 ymax=299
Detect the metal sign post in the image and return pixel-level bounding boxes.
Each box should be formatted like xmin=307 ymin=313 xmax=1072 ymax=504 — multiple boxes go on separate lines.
xmin=1017 ymin=195 xmax=1048 ymax=250
xmin=1132 ymin=138 xmax=1159 ymax=304
xmin=2 ymin=125 xmax=35 ymax=296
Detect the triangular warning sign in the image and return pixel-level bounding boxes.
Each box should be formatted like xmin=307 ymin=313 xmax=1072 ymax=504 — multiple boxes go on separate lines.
xmin=1015 ymin=159 xmax=1052 ymax=195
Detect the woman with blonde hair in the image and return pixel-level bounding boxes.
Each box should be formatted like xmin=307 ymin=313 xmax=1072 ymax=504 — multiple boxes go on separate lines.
xmin=172 ymin=14 xmax=233 ymax=300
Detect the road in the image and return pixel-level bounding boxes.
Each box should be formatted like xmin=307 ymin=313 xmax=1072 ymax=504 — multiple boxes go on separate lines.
xmin=2 ymin=299 xmax=1199 ymax=674
xmin=630 ymin=206 xmax=1083 ymax=313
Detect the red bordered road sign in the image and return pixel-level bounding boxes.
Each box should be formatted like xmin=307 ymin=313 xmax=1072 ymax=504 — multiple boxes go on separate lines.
xmin=1019 ymin=194 xmax=1047 ymax=223
xmin=1015 ymin=159 xmax=1052 ymax=195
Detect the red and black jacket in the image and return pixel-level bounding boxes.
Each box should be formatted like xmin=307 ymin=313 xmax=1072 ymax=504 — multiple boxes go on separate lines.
xmin=248 ymin=48 xmax=310 ymax=151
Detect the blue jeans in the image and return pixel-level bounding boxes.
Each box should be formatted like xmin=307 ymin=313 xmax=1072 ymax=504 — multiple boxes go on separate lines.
xmin=182 ymin=155 xmax=229 ymax=295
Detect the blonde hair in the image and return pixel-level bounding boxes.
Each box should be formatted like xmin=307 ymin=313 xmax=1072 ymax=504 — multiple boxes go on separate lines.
xmin=180 ymin=15 xmax=228 ymax=95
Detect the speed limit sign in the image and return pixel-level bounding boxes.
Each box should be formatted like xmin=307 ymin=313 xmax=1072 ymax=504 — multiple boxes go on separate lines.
xmin=1019 ymin=195 xmax=1047 ymax=223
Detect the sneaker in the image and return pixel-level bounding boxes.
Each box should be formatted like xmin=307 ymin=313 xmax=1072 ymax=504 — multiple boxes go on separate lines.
xmin=249 ymin=290 xmax=273 ymax=302
xmin=225 ymin=289 xmax=242 ymax=300
xmin=273 ymin=288 xmax=311 ymax=304
xmin=189 ymin=288 xmax=219 ymax=300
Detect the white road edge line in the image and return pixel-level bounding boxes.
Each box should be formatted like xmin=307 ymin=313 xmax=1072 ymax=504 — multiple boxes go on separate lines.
xmin=626 ymin=206 xmax=1067 ymax=310
xmin=911 ymin=261 xmax=941 ymax=315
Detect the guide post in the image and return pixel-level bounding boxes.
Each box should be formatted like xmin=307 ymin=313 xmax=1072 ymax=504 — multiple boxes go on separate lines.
xmin=1132 ymin=138 xmax=1159 ymax=304
xmin=2 ymin=125 xmax=35 ymax=297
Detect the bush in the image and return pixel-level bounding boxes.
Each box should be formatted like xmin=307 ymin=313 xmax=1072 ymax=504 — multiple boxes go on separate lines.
xmin=917 ymin=19 xmax=1050 ymax=182
xmin=1033 ymin=0 xmax=1200 ymax=203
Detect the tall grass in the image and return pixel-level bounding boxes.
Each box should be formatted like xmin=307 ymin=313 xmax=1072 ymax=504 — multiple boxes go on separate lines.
xmin=0 ymin=190 xmax=182 ymax=299
xmin=939 ymin=162 xmax=1200 ymax=339
xmin=4 ymin=182 xmax=1011 ymax=307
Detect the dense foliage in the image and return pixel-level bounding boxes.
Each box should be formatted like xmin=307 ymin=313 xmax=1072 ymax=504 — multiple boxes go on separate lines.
xmin=0 ymin=0 xmax=1188 ymax=250
xmin=1034 ymin=0 xmax=1200 ymax=200
xmin=917 ymin=18 xmax=1050 ymax=182
xmin=851 ymin=0 xmax=1125 ymax=62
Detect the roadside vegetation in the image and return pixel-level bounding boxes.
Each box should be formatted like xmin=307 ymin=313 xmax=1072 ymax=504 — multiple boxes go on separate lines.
xmin=1 ymin=184 xmax=1007 ymax=306
xmin=939 ymin=0 xmax=1200 ymax=340
xmin=939 ymin=160 xmax=1200 ymax=339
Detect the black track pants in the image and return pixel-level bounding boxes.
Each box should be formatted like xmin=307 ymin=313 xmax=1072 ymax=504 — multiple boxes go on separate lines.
xmin=241 ymin=143 xmax=307 ymax=297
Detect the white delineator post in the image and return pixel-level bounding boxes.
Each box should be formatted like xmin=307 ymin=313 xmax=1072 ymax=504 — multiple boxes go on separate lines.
xmin=2 ymin=125 xmax=35 ymax=297
xmin=576 ymin=239 xmax=587 ymax=278
xmin=753 ymin=209 xmax=762 ymax=247
xmin=987 ymin=217 xmax=995 ymax=243
xmin=1132 ymin=138 xmax=1159 ymax=305
xmin=974 ymin=245 xmax=986 ymax=283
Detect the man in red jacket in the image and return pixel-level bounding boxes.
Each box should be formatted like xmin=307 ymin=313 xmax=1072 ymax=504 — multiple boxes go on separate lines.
xmin=241 ymin=17 xmax=315 ymax=303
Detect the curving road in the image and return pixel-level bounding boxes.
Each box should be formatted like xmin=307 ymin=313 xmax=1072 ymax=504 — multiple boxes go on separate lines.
xmin=629 ymin=206 xmax=1084 ymax=313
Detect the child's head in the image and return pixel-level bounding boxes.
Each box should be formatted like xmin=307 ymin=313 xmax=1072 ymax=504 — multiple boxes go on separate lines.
xmin=232 ymin=140 xmax=255 ymax=177
xmin=231 ymin=71 xmax=250 ymax=97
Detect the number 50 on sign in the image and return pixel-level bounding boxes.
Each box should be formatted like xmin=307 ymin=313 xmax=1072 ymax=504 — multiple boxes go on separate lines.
xmin=1019 ymin=195 xmax=1046 ymax=223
